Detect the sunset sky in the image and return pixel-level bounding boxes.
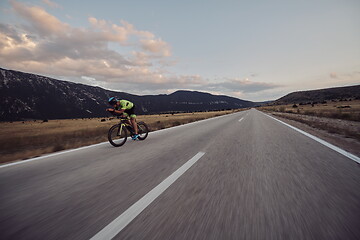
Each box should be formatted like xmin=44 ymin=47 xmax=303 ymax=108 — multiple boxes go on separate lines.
xmin=1 ymin=0 xmax=359 ymax=101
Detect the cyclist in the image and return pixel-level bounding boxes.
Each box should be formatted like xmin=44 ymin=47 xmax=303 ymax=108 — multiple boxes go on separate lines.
xmin=106 ymin=97 xmax=139 ymax=140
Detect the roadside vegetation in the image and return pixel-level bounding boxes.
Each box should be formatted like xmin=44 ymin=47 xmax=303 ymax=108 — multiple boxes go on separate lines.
xmin=258 ymin=99 xmax=360 ymax=122
xmin=257 ymin=99 xmax=360 ymax=142
xmin=0 ymin=109 xmax=242 ymax=164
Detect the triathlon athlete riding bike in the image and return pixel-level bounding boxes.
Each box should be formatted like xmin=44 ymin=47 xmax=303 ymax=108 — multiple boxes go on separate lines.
xmin=106 ymin=97 xmax=149 ymax=147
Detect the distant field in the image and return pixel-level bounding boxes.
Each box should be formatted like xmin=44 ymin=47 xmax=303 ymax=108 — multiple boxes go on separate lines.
xmin=257 ymin=100 xmax=360 ymax=144
xmin=258 ymin=99 xmax=360 ymax=122
xmin=0 ymin=109 xmax=242 ymax=164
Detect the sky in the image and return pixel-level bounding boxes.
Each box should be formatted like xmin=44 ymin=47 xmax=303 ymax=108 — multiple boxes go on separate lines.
xmin=0 ymin=0 xmax=359 ymax=101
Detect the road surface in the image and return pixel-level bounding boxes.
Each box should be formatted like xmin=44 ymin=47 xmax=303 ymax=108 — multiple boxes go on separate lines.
xmin=1 ymin=109 xmax=359 ymax=240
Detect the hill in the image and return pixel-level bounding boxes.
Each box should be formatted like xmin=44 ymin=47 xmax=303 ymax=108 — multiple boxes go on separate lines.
xmin=0 ymin=68 xmax=255 ymax=121
xmin=275 ymin=85 xmax=360 ymax=105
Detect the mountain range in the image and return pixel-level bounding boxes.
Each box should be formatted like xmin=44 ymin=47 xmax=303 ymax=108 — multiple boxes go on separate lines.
xmin=2 ymin=68 xmax=358 ymax=121
xmin=0 ymin=68 xmax=256 ymax=121
xmin=275 ymin=85 xmax=360 ymax=104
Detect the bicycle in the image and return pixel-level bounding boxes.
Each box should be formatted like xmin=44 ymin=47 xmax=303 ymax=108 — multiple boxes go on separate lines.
xmin=108 ymin=115 xmax=149 ymax=147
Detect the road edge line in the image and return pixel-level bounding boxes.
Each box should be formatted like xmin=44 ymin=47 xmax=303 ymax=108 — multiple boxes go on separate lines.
xmin=262 ymin=111 xmax=360 ymax=164
xmin=0 ymin=142 xmax=109 ymax=169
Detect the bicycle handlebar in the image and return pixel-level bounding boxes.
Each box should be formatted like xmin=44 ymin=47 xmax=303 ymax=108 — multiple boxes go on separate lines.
xmin=107 ymin=109 xmax=130 ymax=120
xmin=118 ymin=116 xmax=129 ymax=120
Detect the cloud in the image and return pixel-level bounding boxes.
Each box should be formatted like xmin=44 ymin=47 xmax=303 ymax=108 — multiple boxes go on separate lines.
xmin=11 ymin=0 xmax=68 ymax=35
xmin=203 ymin=78 xmax=281 ymax=93
xmin=140 ymin=38 xmax=171 ymax=57
xmin=0 ymin=1 xmax=281 ymax=101
xmin=42 ymin=0 xmax=61 ymax=9
xmin=330 ymin=72 xmax=338 ymax=78
xmin=325 ymin=71 xmax=360 ymax=85
xmin=1 ymin=1 xmax=174 ymax=87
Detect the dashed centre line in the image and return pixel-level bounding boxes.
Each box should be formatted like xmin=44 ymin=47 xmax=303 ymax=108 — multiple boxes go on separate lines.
xmin=90 ymin=151 xmax=206 ymax=240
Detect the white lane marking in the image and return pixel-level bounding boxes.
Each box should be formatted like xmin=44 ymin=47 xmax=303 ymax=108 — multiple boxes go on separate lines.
xmin=263 ymin=112 xmax=360 ymax=164
xmin=152 ymin=110 xmax=247 ymax=136
xmin=0 ymin=142 xmax=108 ymax=169
xmin=239 ymin=117 xmax=244 ymax=122
xmin=90 ymin=151 xmax=206 ymax=240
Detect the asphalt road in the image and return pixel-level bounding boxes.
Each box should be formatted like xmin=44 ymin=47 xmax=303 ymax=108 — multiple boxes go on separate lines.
xmin=1 ymin=109 xmax=359 ymax=240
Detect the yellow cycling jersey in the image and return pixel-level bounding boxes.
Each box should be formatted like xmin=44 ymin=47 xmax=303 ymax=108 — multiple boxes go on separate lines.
xmin=116 ymin=100 xmax=134 ymax=110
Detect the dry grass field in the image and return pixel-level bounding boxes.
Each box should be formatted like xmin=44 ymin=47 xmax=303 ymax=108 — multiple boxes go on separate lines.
xmin=0 ymin=109 xmax=242 ymax=164
xmin=258 ymin=99 xmax=360 ymax=122
xmin=257 ymin=100 xmax=360 ymax=148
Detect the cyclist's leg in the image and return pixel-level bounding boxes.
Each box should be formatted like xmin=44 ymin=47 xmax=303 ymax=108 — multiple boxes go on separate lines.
xmin=122 ymin=112 xmax=131 ymax=125
xmin=127 ymin=107 xmax=138 ymax=135
xmin=130 ymin=117 xmax=138 ymax=136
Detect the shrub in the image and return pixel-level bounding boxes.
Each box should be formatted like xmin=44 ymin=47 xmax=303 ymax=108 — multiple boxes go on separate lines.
xmin=53 ymin=144 xmax=65 ymax=152
xmin=340 ymin=113 xmax=351 ymax=120
xmin=172 ymin=121 xmax=182 ymax=126
xmin=304 ymin=111 xmax=315 ymax=116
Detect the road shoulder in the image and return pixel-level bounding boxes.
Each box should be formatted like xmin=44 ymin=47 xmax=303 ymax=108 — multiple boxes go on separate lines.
xmin=264 ymin=112 xmax=360 ymax=157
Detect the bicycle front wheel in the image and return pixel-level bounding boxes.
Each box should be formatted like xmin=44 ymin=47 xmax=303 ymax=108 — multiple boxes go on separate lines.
xmin=108 ymin=124 xmax=128 ymax=147
xmin=137 ymin=121 xmax=149 ymax=140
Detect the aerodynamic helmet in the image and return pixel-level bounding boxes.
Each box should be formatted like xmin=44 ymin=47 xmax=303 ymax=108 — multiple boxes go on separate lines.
xmin=108 ymin=97 xmax=118 ymax=105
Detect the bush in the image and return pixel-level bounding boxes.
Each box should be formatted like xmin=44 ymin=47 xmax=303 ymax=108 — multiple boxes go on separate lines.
xmin=304 ymin=111 xmax=315 ymax=116
xmin=53 ymin=144 xmax=65 ymax=152
xmin=172 ymin=121 xmax=182 ymax=126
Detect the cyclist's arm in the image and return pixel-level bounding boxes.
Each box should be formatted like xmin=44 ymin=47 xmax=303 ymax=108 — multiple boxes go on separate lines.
xmin=106 ymin=108 xmax=125 ymax=114
xmin=114 ymin=108 xmax=125 ymax=114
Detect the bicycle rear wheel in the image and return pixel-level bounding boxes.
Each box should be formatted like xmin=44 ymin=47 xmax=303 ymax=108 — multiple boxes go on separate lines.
xmin=137 ymin=121 xmax=149 ymax=140
xmin=108 ymin=124 xmax=128 ymax=147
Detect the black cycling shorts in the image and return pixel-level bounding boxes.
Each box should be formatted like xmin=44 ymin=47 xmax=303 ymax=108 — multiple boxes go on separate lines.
xmin=124 ymin=105 xmax=136 ymax=118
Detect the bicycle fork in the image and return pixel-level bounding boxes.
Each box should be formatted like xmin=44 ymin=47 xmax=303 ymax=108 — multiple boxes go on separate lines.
xmin=117 ymin=124 xmax=125 ymax=136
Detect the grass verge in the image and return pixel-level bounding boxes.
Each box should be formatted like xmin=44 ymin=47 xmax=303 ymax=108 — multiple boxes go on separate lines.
xmin=0 ymin=109 xmax=242 ymax=164
xmin=267 ymin=112 xmax=360 ymax=141
xmin=258 ymin=99 xmax=360 ymax=122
